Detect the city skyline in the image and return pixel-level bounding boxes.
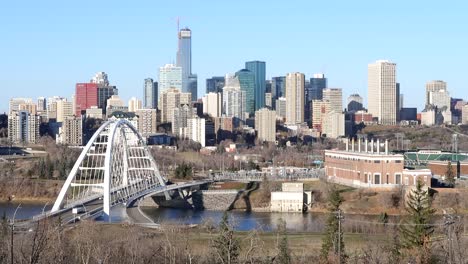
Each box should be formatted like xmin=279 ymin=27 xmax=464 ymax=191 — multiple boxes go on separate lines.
xmin=1 ymin=1 xmax=467 ymax=113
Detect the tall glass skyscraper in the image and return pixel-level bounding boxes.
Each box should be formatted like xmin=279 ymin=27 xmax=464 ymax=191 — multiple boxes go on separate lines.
xmin=176 ymin=27 xmax=197 ymax=100
xmin=308 ymin=73 xmax=327 ymax=101
xmin=206 ymin=76 xmax=225 ymax=93
xmin=271 ymin=76 xmax=286 ymax=99
xmin=143 ymin=78 xmax=158 ymax=109
xmin=245 ymin=61 xmax=266 ymax=111
xmin=235 ymin=69 xmax=255 ymax=115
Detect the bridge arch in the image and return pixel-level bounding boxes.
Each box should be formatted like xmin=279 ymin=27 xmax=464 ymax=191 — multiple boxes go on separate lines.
xmin=51 ymin=119 xmax=166 ymax=217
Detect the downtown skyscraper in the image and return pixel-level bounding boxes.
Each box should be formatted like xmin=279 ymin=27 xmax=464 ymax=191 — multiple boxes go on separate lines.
xmin=285 ymin=72 xmax=305 ymax=125
xmin=176 ymin=27 xmax=197 ymax=100
xmin=245 ymin=61 xmax=266 ymax=111
xmin=368 ymin=60 xmax=397 ymax=125
xmin=143 ymin=78 xmax=158 ymax=109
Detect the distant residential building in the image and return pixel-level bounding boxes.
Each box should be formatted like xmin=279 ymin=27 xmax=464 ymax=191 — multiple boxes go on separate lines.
xmin=285 ymin=72 xmax=305 ymax=125
xmin=311 ymin=100 xmax=331 ymax=132
xmin=128 ymin=97 xmax=142 ymax=112
xmin=135 ymin=109 xmax=158 ymax=137
xmin=265 ymin=93 xmax=272 ymax=108
xmin=37 ymin=97 xmax=47 ymax=111
xmin=214 ymin=116 xmax=235 ymax=133
xmin=160 ymin=88 xmax=192 ymax=123
xmin=347 ymin=94 xmax=364 ymax=111
xmin=18 ymin=102 xmax=37 ymax=116
xmin=206 ymin=76 xmax=225 ymax=94
xmin=56 ymin=101 xmax=74 ymax=122
xmin=85 ymin=106 xmax=103 ymax=119
xmin=8 ymin=111 xmax=40 ymax=144
xmin=158 ymin=64 xmax=182 ymax=97
xmin=222 ymin=74 xmax=246 ymax=124
xmin=323 ymin=88 xmax=343 ymax=113
xmin=47 ymin=96 xmax=68 ymax=120
xmin=172 ymin=104 xmax=196 ymax=137
xmin=322 ymin=111 xmax=345 ymax=138
xmin=188 ymin=117 xmax=206 ymax=147
xmin=462 ymin=104 xmax=468 ymax=124
xmin=368 ymin=60 xmax=398 ymax=125
xmin=143 ymin=78 xmax=158 ymax=109
xmin=255 ymin=108 xmax=276 ymax=142
xmin=235 ymin=69 xmax=255 ymax=115
xmin=56 ymin=117 xmax=82 ymax=146
xmin=202 ymin=92 xmax=222 ymax=117
xmin=271 ymin=76 xmax=286 ymax=101
xmin=245 ymin=61 xmax=266 ymax=110
xmin=275 ymin=97 xmax=287 ymax=120
xmin=9 ymin=98 xmax=33 ymax=115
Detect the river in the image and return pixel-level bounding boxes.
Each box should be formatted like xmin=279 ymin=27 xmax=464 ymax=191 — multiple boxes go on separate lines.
xmin=0 ymin=201 xmax=398 ymax=232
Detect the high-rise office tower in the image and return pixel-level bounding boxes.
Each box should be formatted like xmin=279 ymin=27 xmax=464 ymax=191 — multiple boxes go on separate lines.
xmin=245 ymin=61 xmax=266 ymax=110
xmin=305 ymin=74 xmax=327 ymax=123
xmin=18 ymin=102 xmax=37 ymax=116
xmin=368 ymin=60 xmax=397 ymax=125
xmin=75 ymin=83 xmax=98 ymax=116
xmin=425 ymin=80 xmax=447 ymax=106
xmin=160 ymin=88 xmax=192 ymax=123
xmin=159 ymin=64 xmax=182 ymax=97
xmin=143 ymin=78 xmax=158 ymax=109
xmin=309 ymin=74 xmax=327 ymax=101
xmin=8 ymin=111 xmax=40 ymax=144
xmin=347 ymin=94 xmax=364 ymax=111
xmin=285 ymin=72 xmax=305 ymax=125
xmin=176 ymin=28 xmax=197 ymax=100
xmin=235 ymin=69 xmax=255 ymax=115
xmin=311 ymin=100 xmax=331 ymax=131
xmin=91 ymin=72 xmax=109 ymax=86
xmin=323 ymin=88 xmax=343 ymax=113
xmin=255 ymin=108 xmax=276 ymax=142
xmin=271 ymin=76 xmax=286 ymax=100
xmin=206 ymin=76 xmax=225 ymax=94
xmin=222 ymin=74 xmax=246 ymax=125
xmin=275 ymin=97 xmax=287 ymax=120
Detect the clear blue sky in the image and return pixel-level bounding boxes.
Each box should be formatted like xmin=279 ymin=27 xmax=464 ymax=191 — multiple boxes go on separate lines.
xmin=1 ymin=0 xmax=467 ymax=113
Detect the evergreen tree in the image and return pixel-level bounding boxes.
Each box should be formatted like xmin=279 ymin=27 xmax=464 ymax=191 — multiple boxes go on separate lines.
xmin=399 ymin=179 xmax=435 ymax=250
xmin=446 ymin=161 xmax=455 ymax=187
xmin=320 ymin=186 xmax=346 ymax=263
xmin=275 ymin=218 xmax=291 ymax=264
xmin=212 ymin=212 xmax=240 ymax=264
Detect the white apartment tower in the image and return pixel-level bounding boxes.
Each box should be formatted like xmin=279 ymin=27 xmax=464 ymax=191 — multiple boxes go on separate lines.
xmin=425 ymin=80 xmax=447 ymax=106
xmin=202 ymin=92 xmax=222 ymax=118
xmin=188 ymin=117 xmax=206 ymax=147
xmin=368 ymin=60 xmax=397 ymax=125
xmin=8 ymin=111 xmax=40 ymax=144
xmin=285 ymin=72 xmax=305 ymax=125
xmin=222 ymin=74 xmax=246 ymax=123
xmin=255 ymin=108 xmax=276 ymax=142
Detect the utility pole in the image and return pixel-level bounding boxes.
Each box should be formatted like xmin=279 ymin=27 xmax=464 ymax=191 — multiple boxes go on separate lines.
xmin=336 ymin=209 xmax=344 ymax=264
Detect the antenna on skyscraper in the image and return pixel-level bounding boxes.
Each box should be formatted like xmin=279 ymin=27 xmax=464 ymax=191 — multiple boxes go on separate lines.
xmin=176 ymin=16 xmax=180 ymax=35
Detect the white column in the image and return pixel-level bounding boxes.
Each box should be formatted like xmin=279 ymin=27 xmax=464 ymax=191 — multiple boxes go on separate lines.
xmin=365 ymin=138 xmax=368 ymax=153
xmin=385 ymin=139 xmax=389 ymax=155
xmin=371 ymin=139 xmax=374 ymax=153
xmin=377 ymin=139 xmax=380 ymax=154
xmin=358 ymin=138 xmax=361 ymax=152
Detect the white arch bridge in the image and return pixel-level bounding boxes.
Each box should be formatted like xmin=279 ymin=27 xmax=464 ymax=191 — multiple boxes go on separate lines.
xmin=42 ymin=119 xmax=210 ymax=223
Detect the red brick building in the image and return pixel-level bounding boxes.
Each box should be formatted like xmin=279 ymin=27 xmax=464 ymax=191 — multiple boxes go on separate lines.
xmin=325 ymin=139 xmax=432 ymax=188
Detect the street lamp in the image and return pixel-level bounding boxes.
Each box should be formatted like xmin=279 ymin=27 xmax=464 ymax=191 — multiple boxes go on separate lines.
xmin=10 ymin=203 xmax=21 ymax=264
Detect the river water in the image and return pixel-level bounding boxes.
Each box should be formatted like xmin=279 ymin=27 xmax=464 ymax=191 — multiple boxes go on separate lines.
xmin=0 ymin=201 xmax=395 ymax=232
